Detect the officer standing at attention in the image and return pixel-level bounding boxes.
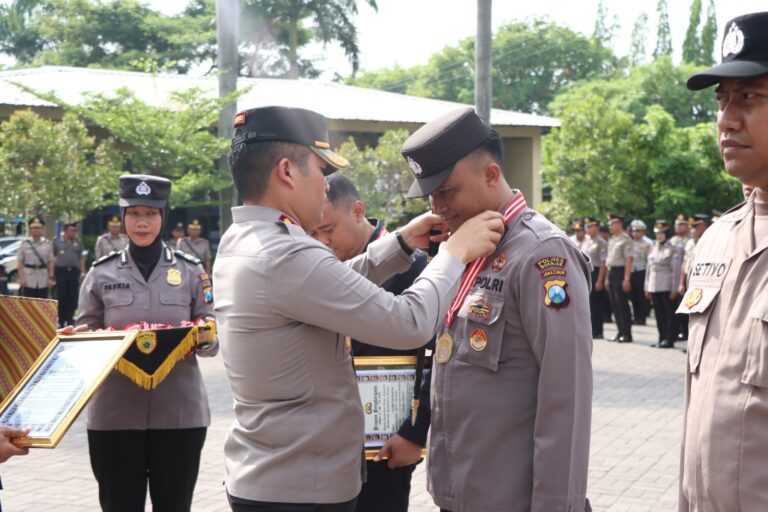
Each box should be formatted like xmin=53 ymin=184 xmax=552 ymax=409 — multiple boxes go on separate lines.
xmin=402 ymin=107 xmax=593 ymax=512
xmin=94 ymin=216 xmax=129 ymax=260
xmin=629 ymin=219 xmax=652 ymax=325
xmin=606 ymin=214 xmax=634 ymax=342
xmin=167 ymin=222 xmax=186 ymax=251
xmin=213 ymin=106 xmax=503 ymax=512
xmin=644 ymin=220 xmax=681 ymax=349
xmin=71 ymin=174 xmax=217 ymax=512
xmin=53 ymin=222 xmax=86 ymax=327
xmin=311 ymin=173 xmax=432 ymax=512
xmin=179 ymin=219 xmax=212 ymax=274
xmin=670 ymin=214 xmax=691 ymax=341
xmin=679 ymin=12 xmax=768 ymax=510
xmin=584 ymin=217 xmax=607 ymax=339
xmin=17 ymin=217 xmax=54 ymax=299
xmin=677 ymin=214 xmax=710 ymax=299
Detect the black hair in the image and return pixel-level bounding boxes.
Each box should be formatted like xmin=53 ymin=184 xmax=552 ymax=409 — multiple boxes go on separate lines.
xmin=471 ymin=129 xmax=504 ymax=166
xmin=325 ymin=173 xmax=360 ymax=210
xmin=228 ymin=141 xmax=310 ymax=201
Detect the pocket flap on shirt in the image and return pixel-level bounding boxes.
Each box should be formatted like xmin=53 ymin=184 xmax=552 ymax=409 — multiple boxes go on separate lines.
xmin=676 ymin=286 xmax=720 ymax=315
xmin=748 ymin=299 xmax=768 ymax=322
xmin=159 ymin=292 xmax=189 ymax=306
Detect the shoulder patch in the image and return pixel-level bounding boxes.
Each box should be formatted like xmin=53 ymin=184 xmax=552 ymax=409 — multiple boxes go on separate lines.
xmin=92 ymin=251 xmax=120 ymax=266
xmin=174 ymin=250 xmax=202 ymax=265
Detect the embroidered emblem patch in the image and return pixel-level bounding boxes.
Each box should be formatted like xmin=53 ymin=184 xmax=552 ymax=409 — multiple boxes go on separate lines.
xmin=685 ymin=288 xmax=703 ymax=309
xmin=203 ymin=284 xmax=213 ymax=304
xmin=135 ymin=181 xmax=151 ymax=196
xmin=722 ymin=23 xmax=744 ymax=58
xmin=406 ymin=156 xmax=423 ymax=176
xmin=467 ymin=299 xmax=492 ymax=321
xmin=233 ymin=111 xmax=247 ymax=127
xmin=492 ymin=252 xmax=507 ymax=273
xmin=136 ymin=331 xmax=157 ymax=355
xmin=469 ymin=328 xmax=488 ymax=351
xmin=543 ymin=280 xmax=569 ymax=309
xmin=535 ymin=256 xmax=567 ymax=279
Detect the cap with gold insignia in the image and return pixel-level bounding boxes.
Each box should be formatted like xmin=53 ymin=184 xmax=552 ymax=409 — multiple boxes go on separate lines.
xmin=688 ymin=12 xmax=768 ymax=90
xmin=402 ymin=107 xmax=493 ymax=198
xmin=584 ymin=217 xmax=601 ymax=227
xmin=689 ymin=213 xmax=709 ymax=227
xmin=231 ymin=106 xmax=348 ymax=175
xmin=608 ymin=213 xmax=624 ymax=225
xmin=653 ymin=219 xmax=670 ymax=233
xmin=119 ymin=174 xmax=171 ymax=209
xmin=711 ymin=209 xmax=722 ymax=223
xmin=107 ymin=215 xmax=121 ymax=227
xmin=171 ymin=222 xmax=185 ymax=232
xmin=28 ymin=217 xmax=44 ymax=228
xmin=571 ymin=219 xmax=584 ymax=231
xmin=188 ymin=219 xmax=202 ymax=230
xmin=674 ymin=214 xmax=688 ymax=225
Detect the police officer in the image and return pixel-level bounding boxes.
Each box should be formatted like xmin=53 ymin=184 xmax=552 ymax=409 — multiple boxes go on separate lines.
xmin=167 ymin=221 xmax=186 ymax=251
xmin=53 ymin=222 xmax=86 ymax=327
xmin=213 ymin=106 xmax=503 ymax=512
xmin=606 ymin=213 xmax=634 ymax=342
xmin=17 ymin=217 xmax=54 ymax=299
xmin=402 ymin=107 xmax=593 ymax=512
xmin=73 ymin=174 xmax=217 ymax=512
xmin=644 ymin=220 xmax=681 ymax=349
xmin=94 ymin=216 xmax=128 ymax=259
xmin=629 ymin=219 xmax=652 ymax=325
xmin=179 ymin=219 xmax=211 ymax=274
xmin=311 ymin=173 xmax=431 ymax=512
xmin=678 ymin=214 xmax=709 ymax=296
xmin=679 ymin=12 xmax=768 ymax=510
xmin=584 ymin=217 xmax=608 ymax=339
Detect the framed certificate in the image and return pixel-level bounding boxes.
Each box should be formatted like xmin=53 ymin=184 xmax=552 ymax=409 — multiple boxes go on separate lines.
xmin=355 ymin=355 xmax=428 ymax=460
xmin=0 ymin=331 xmax=139 ymax=448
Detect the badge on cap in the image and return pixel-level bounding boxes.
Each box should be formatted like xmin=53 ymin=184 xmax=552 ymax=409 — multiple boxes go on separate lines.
xmin=167 ymin=268 xmax=182 ymax=286
xmin=469 ymin=328 xmax=488 ymax=351
xmin=722 ymin=23 xmax=744 ymax=58
xmin=233 ymin=111 xmax=247 ymax=127
xmin=136 ymin=331 xmax=157 ymax=355
xmin=406 ymin=156 xmax=423 ymax=176
xmin=136 ymin=181 xmax=151 ymax=196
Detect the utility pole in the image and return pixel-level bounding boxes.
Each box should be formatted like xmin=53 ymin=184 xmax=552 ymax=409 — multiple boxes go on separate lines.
xmin=475 ymin=0 xmax=492 ymax=125
xmin=217 ymin=0 xmax=239 ymax=233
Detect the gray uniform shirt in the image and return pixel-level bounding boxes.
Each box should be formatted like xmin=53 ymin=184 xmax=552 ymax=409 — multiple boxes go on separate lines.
xmin=678 ymin=197 xmax=768 ymax=511
xmin=606 ymin=232 xmax=633 ymax=269
xmin=53 ymin=238 xmax=84 ymax=268
xmin=17 ymin=239 xmax=54 ymax=289
xmin=77 ymin=246 xmax=217 ymax=430
xmin=583 ymin=235 xmax=607 ymax=267
xmin=428 ymin=206 xmax=593 ymax=512
xmin=94 ymin=233 xmax=128 ymax=259
xmin=644 ymin=242 xmax=681 ymax=293
xmin=213 ymin=205 xmax=464 ymax=504
xmin=179 ymin=237 xmax=211 ymax=265
xmin=631 ymin=238 xmax=652 ymax=271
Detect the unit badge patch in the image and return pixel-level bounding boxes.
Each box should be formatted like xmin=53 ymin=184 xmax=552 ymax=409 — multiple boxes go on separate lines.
xmin=543 ymin=280 xmax=569 ymax=309
xmin=467 ymin=299 xmax=492 ymax=321
xmin=535 ymin=256 xmax=567 ymax=280
xmin=685 ymin=288 xmax=703 ymax=310
xmin=469 ymin=328 xmax=488 ymax=351
xmin=136 ymin=331 xmax=157 ymax=355
xmin=492 ymin=252 xmax=507 ymax=273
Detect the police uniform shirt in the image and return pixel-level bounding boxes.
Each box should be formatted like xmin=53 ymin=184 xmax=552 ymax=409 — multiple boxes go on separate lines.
xmin=77 ymin=246 xmax=217 ymax=430
xmin=606 ymin=232 xmax=633 ymax=268
xmin=428 ymin=196 xmax=593 ymax=512
xmin=179 ymin=237 xmax=211 ymax=264
xmin=631 ymin=238 xmax=652 ymax=271
xmin=678 ymin=196 xmax=768 ymax=510
xmin=683 ymin=237 xmax=698 ymax=275
xmin=584 ymin=235 xmax=607 ymax=267
xmin=213 ymin=205 xmax=465 ymax=504
xmin=53 ymin=237 xmax=83 ymax=268
xmin=644 ymin=242 xmax=682 ymax=293
xmin=670 ymin=233 xmax=691 ymax=250
xmin=17 ymin=239 xmax=54 ymax=289
xmin=94 ymin=233 xmax=128 ymax=260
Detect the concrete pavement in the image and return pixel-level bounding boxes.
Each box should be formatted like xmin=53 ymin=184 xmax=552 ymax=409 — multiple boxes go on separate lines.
xmin=1 ymin=319 xmax=687 ymax=511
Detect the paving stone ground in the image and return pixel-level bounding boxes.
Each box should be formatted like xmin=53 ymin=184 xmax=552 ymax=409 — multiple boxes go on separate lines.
xmin=2 ymin=318 xmax=686 ymax=511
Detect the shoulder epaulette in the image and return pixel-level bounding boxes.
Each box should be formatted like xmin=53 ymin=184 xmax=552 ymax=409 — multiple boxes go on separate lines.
xmin=174 ymin=250 xmax=202 ymax=265
xmin=92 ymin=251 xmax=120 ymax=266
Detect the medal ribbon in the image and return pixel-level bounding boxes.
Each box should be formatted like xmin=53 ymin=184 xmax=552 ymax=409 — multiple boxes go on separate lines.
xmin=444 ymin=194 xmax=527 ymax=328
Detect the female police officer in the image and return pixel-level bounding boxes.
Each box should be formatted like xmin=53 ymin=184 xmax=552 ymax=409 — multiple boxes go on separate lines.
xmin=73 ymin=174 xmax=217 ymax=511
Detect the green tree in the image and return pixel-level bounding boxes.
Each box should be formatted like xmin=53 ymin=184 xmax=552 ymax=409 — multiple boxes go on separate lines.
xmin=629 ymin=13 xmax=649 ymax=68
xmin=0 ymin=0 xmax=45 ymax=64
xmin=699 ymin=0 xmax=717 ymax=66
xmin=682 ymin=0 xmax=703 ymax=64
xmin=0 ymin=110 xmax=119 ymax=222
xmin=593 ymin=0 xmax=618 ymax=48
xmin=653 ymin=0 xmax=673 ymax=59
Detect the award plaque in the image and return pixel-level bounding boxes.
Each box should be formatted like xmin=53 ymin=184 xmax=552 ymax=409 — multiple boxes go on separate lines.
xmin=355 ymin=355 xmax=428 ymax=460
xmin=0 ymin=331 xmax=139 ymax=448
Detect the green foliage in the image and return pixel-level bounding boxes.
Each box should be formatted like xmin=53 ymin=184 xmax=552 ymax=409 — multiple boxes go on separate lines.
xmin=629 ymin=13 xmax=649 ymax=68
xmin=653 ymin=0 xmax=673 ymax=59
xmin=699 ymin=0 xmax=717 ymax=66
xmin=592 ymin=0 xmax=618 ymax=48
xmin=682 ymin=0 xmax=703 ymax=64
xmin=0 ymin=110 xmax=120 ymax=222
xmin=336 ymin=130 xmax=427 ymax=227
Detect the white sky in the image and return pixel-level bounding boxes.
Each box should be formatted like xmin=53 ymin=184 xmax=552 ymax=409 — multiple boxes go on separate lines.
xmin=149 ymin=0 xmax=768 ymax=78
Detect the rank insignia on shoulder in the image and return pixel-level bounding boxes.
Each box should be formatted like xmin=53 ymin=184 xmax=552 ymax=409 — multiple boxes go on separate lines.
xmin=93 ymin=251 xmax=120 ymax=266
xmin=174 ymin=250 xmax=202 ymax=265
xmin=467 ymin=299 xmax=492 ymax=321
xmin=469 ymin=328 xmax=488 ymax=351
xmin=543 ymin=279 xmax=569 ymax=309
xmin=491 ymin=252 xmax=507 ymax=273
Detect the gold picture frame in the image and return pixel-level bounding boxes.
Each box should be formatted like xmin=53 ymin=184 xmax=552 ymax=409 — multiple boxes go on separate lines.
xmin=354 ymin=355 xmax=428 ymax=460
xmin=0 ymin=331 xmax=139 ymax=448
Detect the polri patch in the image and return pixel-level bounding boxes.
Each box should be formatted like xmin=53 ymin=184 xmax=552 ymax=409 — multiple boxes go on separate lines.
xmin=535 ymin=256 xmax=567 ymax=280
xmin=543 ymin=280 xmax=569 ymax=309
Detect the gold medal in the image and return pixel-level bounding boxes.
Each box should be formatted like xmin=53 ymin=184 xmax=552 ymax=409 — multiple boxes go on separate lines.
xmin=166 ymin=268 xmax=182 ymax=286
xmin=435 ymin=331 xmax=454 ymax=364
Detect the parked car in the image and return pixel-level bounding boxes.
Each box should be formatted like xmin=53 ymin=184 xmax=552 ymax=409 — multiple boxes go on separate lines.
xmin=0 ymin=238 xmax=24 ymax=294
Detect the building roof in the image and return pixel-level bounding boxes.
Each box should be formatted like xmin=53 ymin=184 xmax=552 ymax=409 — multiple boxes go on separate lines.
xmin=0 ymin=66 xmax=559 ymax=128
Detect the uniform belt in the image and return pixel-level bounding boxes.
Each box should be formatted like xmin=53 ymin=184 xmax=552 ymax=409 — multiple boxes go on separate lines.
xmin=24 ymin=264 xmax=43 ymax=269
xmin=55 ymin=266 xmax=77 ymax=272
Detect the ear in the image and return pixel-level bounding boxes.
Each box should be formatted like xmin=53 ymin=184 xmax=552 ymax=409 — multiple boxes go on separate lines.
xmin=484 ymin=160 xmax=502 ymax=188
xmin=351 ymin=200 xmax=366 ymax=222
xmin=274 ymin=157 xmax=297 ymax=190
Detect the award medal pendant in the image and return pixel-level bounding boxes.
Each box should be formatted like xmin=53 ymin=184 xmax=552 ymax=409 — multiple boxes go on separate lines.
xmin=136 ymin=331 xmax=157 ymax=355
xmin=435 ymin=331 xmax=454 ymax=364
xmin=166 ymin=268 xmax=182 ymax=286
xmin=469 ymin=328 xmax=488 ymax=351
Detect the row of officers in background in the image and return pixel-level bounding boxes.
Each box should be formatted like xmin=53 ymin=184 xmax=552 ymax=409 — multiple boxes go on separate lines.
xmin=15 ymin=215 xmax=212 ymax=327
xmin=572 ymin=213 xmax=711 ymax=349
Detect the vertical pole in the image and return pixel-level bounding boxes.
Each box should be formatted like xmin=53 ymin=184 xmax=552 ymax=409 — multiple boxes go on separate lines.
xmin=217 ymin=0 xmax=239 ymax=233
xmin=475 ymin=0 xmax=492 ymax=125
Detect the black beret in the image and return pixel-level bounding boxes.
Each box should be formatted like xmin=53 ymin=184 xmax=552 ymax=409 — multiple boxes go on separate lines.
xmin=688 ymin=12 xmax=768 ymax=90
xmin=231 ymin=106 xmax=348 ymax=175
xmin=119 ymin=174 xmax=171 ymax=209
xmin=402 ymin=107 xmax=492 ymax=198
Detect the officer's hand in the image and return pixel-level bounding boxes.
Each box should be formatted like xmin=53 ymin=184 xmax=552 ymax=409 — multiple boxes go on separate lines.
xmin=670 ymin=291 xmax=679 ymax=300
xmin=644 ymin=292 xmax=651 ymax=300
xmin=57 ymin=324 xmax=89 ymax=336
xmin=0 ymin=426 xmax=30 ymax=463
xmin=372 ymin=434 xmax=423 ymax=469
xmin=622 ymin=279 xmax=631 ymax=293
xmin=18 ymin=277 xmax=26 ymax=288
xmin=595 ymin=281 xmax=604 ymax=292
xmin=398 ymin=212 xmax=448 ymax=250
xmin=444 ymin=211 xmax=504 ymax=264
xmin=678 ymin=284 xmax=686 ymax=296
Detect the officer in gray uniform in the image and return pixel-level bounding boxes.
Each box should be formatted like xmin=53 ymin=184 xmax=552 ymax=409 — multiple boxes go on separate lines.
xmin=402 ymin=107 xmax=593 ymax=512
xmin=644 ymin=220 xmax=681 ymax=348
xmin=179 ymin=219 xmax=212 ymax=274
xmin=17 ymin=217 xmax=55 ymax=298
xmin=629 ymin=219 xmax=652 ymax=325
xmin=53 ymin=222 xmax=86 ymax=327
xmin=167 ymin=222 xmax=186 ymax=251
xmin=584 ymin=217 xmax=607 ymax=339
xmin=606 ymin=214 xmax=634 ymax=342
xmin=76 ymin=174 xmax=217 ymax=512
xmin=94 ymin=216 xmax=128 ymax=259
xmin=214 ymin=106 xmax=503 ymax=512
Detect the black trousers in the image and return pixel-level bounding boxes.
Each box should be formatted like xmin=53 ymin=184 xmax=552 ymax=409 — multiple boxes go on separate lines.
xmin=20 ymin=287 xmax=48 ymax=299
xmin=588 ymin=268 xmax=604 ymax=337
xmin=651 ymin=292 xmax=676 ymax=342
xmin=607 ymin=267 xmax=632 ymax=338
xmin=88 ymin=428 xmax=207 ymax=512
xmin=674 ymin=296 xmax=688 ymax=339
xmin=354 ymin=460 xmax=415 ymax=512
xmin=629 ymin=270 xmax=649 ymax=322
xmin=228 ymin=495 xmax=358 ymax=512
xmin=54 ymin=267 xmax=80 ymax=327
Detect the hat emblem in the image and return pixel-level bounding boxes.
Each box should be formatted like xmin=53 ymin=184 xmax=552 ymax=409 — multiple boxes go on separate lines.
xmin=135 ymin=181 xmax=151 ymax=196
xmin=722 ymin=23 xmax=744 ymax=59
xmin=406 ymin=157 xmax=423 ymax=176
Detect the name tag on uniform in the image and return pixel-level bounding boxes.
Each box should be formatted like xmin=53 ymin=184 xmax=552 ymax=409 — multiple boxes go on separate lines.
xmin=677 ymin=259 xmax=731 ymax=314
